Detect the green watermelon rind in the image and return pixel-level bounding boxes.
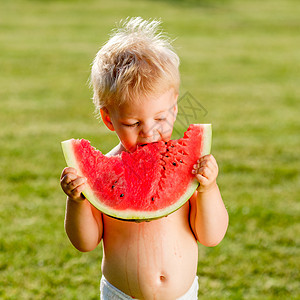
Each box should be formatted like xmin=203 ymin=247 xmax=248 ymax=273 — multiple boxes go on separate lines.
xmin=61 ymin=124 xmax=212 ymax=221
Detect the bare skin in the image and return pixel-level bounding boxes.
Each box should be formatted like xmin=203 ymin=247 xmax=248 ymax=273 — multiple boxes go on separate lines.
xmin=60 ymin=89 xmax=229 ymax=299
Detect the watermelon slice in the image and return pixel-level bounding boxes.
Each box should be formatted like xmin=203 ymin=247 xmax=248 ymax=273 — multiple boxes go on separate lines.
xmin=61 ymin=124 xmax=212 ymax=221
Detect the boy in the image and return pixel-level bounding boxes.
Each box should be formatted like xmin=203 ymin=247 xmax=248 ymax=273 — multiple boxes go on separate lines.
xmin=60 ymin=17 xmax=228 ymax=300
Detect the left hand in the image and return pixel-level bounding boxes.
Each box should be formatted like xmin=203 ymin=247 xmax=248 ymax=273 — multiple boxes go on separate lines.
xmin=192 ymin=154 xmax=219 ymax=193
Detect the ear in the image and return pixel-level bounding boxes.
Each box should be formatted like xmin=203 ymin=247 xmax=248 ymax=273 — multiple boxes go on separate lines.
xmin=100 ymin=108 xmax=115 ymax=131
xmin=173 ymin=103 xmax=178 ymax=119
xmin=173 ymin=93 xmax=178 ymax=120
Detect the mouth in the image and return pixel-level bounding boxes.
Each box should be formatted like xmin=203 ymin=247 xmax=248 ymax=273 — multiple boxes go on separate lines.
xmin=137 ymin=139 xmax=167 ymax=147
xmin=137 ymin=140 xmax=158 ymax=146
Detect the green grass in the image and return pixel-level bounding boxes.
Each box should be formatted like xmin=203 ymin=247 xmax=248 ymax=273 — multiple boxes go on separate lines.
xmin=1 ymin=0 xmax=299 ymax=299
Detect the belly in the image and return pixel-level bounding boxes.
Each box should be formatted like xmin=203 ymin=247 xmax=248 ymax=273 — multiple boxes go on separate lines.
xmin=101 ymin=204 xmax=198 ymax=299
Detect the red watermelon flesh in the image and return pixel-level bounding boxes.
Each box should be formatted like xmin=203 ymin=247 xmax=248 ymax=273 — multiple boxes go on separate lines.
xmin=61 ymin=124 xmax=212 ymax=221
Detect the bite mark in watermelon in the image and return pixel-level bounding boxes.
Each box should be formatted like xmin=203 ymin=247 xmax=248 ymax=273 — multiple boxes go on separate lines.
xmin=61 ymin=124 xmax=212 ymax=221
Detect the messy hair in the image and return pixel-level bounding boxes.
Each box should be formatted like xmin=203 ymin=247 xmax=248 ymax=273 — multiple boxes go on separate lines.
xmin=91 ymin=17 xmax=180 ymax=113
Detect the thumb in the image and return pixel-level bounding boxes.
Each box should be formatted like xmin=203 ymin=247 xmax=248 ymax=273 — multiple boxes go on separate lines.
xmin=195 ymin=173 xmax=209 ymax=186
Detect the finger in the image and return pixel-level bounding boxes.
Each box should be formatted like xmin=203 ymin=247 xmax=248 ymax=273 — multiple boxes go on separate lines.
xmin=70 ymin=182 xmax=87 ymax=196
xmin=61 ymin=172 xmax=78 ymax=186
xmin=192 ymin=165 xmax=210 ymax=179
xmin=61 ymin=167 xmax=77 ymax=179
xmin=195 ymin=173 xmax=209 ymax=185
xmin=198 ymin=166 xmax=212 ymax=179
xmin=67 ymin=177 xmax=87 ymax=190
xmin=201 ymin=160 xmax=216 ymax=172
xmin=197 ymin=154 xmax=214 ymax=163
xmin=194 ymin=160 xmax=211 ymax=169
xmin=197 ymin=154 xmax=211 ymax=163
xmin=197 ymin=155 xmax=218 ymax=172
xmin=206 ymin=155 xmax=217 ymax=169
xmin=206 ymin=158 xmax=218 ymax=175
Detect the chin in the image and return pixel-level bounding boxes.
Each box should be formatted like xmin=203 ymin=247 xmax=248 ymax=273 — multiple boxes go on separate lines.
xmin=126 ymin=144 xmax=138 ymax=153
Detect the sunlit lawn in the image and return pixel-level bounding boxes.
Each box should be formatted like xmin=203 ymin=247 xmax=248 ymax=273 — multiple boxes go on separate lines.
xmin=0 ymin=0 xmax=299 ymax=299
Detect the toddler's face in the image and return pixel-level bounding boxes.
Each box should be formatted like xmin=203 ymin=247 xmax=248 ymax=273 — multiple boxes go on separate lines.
xmin=102 ymin=88 xmax=178 ymax=152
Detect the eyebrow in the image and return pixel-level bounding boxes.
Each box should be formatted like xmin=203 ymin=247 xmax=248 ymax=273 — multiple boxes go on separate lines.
xmin=120 ymin=110 xmax=167 ymax=121
xmin=155 ymin=110 xmax=167 ymax=115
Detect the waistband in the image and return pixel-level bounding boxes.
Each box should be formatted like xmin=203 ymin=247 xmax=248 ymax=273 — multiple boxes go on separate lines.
xmin=100 ymin=275 xmax=199 ymax=300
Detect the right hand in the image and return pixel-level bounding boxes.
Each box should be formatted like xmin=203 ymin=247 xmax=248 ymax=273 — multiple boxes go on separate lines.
xmin=60 ymin=167 xmax=87 ymax=202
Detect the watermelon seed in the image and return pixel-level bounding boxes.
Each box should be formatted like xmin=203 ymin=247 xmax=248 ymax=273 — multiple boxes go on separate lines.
xmin=166 ymin=155 xmax=169 ymax=158
xmin=112 ymin=185 xmax=115 ymax=189
xmin=163 ymin=166 xmax=166 ymax=170
xmin=120 ymin=194 xmax=124 ymax=197
xmin=180 ymin=160 xmax=183 ymax=163
xmin=151 ymin=197 xmax=155 ymax=201
xmin=172 ymin=162 xmax=177 ymax=166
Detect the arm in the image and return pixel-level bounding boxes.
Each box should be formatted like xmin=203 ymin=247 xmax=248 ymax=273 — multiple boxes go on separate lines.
xmin=61 ymin=167 xmax=103 ymax=252
xmin=189 ymin=155 xmax=228 ymax=247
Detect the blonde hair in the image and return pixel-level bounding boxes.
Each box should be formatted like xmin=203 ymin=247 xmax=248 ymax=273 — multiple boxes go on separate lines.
xmin=91 ymin=17 xmax=180 ymax=113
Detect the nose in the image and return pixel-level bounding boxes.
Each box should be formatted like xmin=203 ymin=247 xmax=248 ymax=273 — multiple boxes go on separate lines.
xmin=139 ymin=121 xmax=156 ymax=139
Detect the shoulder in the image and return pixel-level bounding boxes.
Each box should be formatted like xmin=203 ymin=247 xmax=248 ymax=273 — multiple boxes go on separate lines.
xmin=105 ymin=143 xmax=125 ymax=157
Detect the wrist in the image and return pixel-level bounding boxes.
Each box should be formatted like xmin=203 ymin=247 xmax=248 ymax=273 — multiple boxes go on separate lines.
xmin=67 ymin=195 xmax=87 ymax=204
xmin=197 ymin=181 xmax=218 ymax=194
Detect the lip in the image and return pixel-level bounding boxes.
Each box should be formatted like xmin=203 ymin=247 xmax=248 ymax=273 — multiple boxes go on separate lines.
xmin=137 ymin=140 xmax=157 ymax=146
xmin=137 ymin=139 xmax=164 ymax=147
xmin=138 ymin=136 xmax=164 ymax=144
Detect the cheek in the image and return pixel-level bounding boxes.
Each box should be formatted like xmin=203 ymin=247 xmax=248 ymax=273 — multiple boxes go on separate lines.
xmin=160 ymin=119 xmax=175 ymax=138
xmin=118 ymin=129 xmax=138 ymax=146
xmin=122 ymin=138 xmax=138 ymax=153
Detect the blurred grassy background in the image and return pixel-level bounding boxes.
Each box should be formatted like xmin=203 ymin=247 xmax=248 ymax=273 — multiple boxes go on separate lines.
xmin=0 ymin=0 xmax=299 ymax=299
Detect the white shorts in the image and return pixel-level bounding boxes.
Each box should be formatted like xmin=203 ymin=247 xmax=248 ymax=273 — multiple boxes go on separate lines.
xmin=100 ymin=275 xmax=199 ymax=300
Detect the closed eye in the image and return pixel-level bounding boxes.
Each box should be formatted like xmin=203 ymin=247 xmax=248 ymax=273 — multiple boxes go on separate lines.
xmin=123 ymin=118 xmax=165 ymax=127
xmin=123 ymin=122 xmax=139 ymax=127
